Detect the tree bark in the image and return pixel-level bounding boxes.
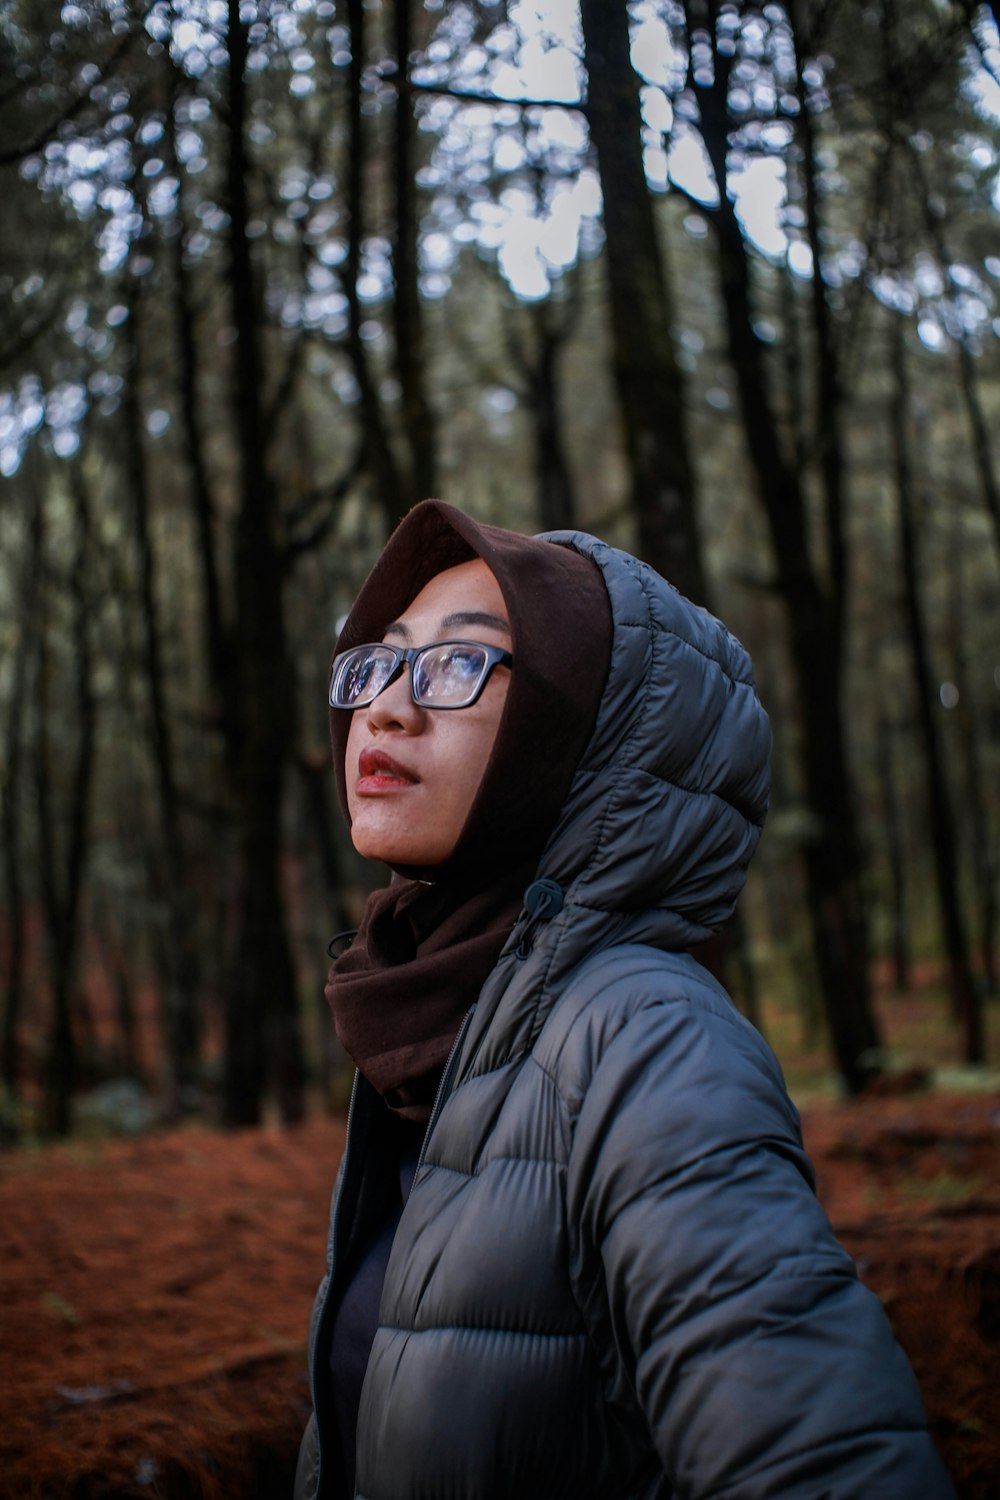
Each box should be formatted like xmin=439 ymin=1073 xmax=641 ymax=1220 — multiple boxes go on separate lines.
xmin=1 ymin=467 xmax=43 ymax=1099
xmin=392 ymin=0 xmax=437 ymax=505
xmin=36 ymin=457 xmax=97 ymax=1134
xmin=948 ymin=296 xmax=1000 ymax=567
xmin=222 ymin=0 xmax=305 ymax=1125
xmin=889 ymin=121 xmax=1000 ymax=566
xmin=528 ymin=305 xmax=578 ymax=533
xmin=789 ymin=0 xmax=849 ymax=625
xmin=681 ymin=0 xmax=881 ymax=1090
xmin=163 ymin=78 xmax=239 ymax=760
xmin=578 ymin=0 xmax=707 ymax=604
xmin=121 ymin=291 xmax=202 ymax=1112
xmin=94 ymin=898 xmax=140 ymax=1078
xmin=505 ymin=290 xmax=580 ymax=533
xmin=297 ymin=755 xmax=353 ymax=1100
xmin=875 ymin=712 xmax=910 ymax=993
xmin=889 ymin=314 xmax=983 ymax=1061
xmin=345 ymin=0 xmax=408 ymax=530
xmin=945 ymin=498 xmax=997 ymax=994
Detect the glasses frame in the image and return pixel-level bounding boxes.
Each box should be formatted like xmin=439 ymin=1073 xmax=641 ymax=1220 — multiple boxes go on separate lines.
xmin=329 ymin=638 xmax=513 ymax=711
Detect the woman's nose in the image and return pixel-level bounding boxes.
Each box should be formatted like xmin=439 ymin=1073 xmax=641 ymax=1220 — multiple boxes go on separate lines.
xmin=365 ymin=667 xmax=424 ymax=733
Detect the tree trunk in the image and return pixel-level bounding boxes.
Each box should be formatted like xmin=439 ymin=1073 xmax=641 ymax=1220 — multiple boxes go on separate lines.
xmin=945 ymin=494 xmax=997 ymax=994
xmin=163 ymin=79 xmax=239 ymax=760
xmin=900 ymin=92 xmax=1000 ymax=565
xmin=222 ymin=0 xmax=305 ymax=1125
xmin=504 ymin=291 xmax=579 ymax=533
xmin=948 ymin=291 xmax=1000 ymax=567
xmin=297 ymin=756 xmax=353 ymax=1101
xmin=346 ymin=0 xmax=408 ymax=530
xmin=529 ymin=309 xmax=578 ymax=533
xmin=578 ymin=0 xmax=707 ymax=605
xmin=94 ymin=899 xmax=140 ymax=1078
xmin=36 ymin=458 xmax=97 ymax=1134
xmin=683 ymin=0 xmax=881 ymax=1090
xmin=1 ymin=467 xmax=43 ymax=1099
xmin=789 ymin=0 xmax=849 ymax=625
xmin=392 ymin=0 xmax=437 ymax=505
xmin=876 ymin=712 xmax=910 ymax=993
xmin=121 ymin=292 xmax=201 ymax=1113
xmin=889 ymin=315 xmax=983 ymax=1061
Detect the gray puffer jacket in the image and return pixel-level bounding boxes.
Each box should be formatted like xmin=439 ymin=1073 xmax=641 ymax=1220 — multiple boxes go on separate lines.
xmin=296 ymin=534 xmax=955 ymax=1500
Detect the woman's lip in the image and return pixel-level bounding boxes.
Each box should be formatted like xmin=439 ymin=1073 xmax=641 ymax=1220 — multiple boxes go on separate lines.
xmin=356 ymin=748 xmax=418 ymax=789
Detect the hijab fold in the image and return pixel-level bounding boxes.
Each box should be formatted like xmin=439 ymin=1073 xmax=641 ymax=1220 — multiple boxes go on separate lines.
xmin=325 ymin=863 xmax=534 ymax=1121
xmin=325 ymin=502 xmax=613 ymax=1119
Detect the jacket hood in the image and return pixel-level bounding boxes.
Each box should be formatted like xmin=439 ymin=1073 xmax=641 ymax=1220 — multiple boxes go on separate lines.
xmin=537 ymin=530 xmax=771 ymax=947
xmin=460 ymin=529 xmax=771 ymax=1072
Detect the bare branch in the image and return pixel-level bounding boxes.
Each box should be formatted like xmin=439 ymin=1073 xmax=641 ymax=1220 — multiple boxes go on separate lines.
xmin=0 ymin=28 xmax=142 ymax=169
xmin=406 ymin=76 xmax=589 ymax=117
xmin=283 ymin=443 xmax=367 ymax=562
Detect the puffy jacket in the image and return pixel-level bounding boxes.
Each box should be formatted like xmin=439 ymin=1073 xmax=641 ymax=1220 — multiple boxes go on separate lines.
xmin=296 ymin=534 xmax=955 ymax=1500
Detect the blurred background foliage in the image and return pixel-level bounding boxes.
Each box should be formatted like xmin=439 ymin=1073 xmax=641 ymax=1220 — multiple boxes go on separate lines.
xmin=0 ymin=0 xmax=998 ymax=1136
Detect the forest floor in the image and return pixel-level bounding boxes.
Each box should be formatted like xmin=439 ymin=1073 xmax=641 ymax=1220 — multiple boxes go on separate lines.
xmin=2 ymin=997 xmax=999 ymax=1497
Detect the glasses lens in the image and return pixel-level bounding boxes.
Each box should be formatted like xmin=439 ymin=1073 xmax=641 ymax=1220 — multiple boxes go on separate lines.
xmin=414 ymin=643 xmax=489 ymax=707
xmin=331 ymin=645 xmax=396 ymax=706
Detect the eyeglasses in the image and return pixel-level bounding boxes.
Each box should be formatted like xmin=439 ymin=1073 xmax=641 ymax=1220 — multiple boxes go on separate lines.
xmin=329 ymin=639 xmax=513 ymax=711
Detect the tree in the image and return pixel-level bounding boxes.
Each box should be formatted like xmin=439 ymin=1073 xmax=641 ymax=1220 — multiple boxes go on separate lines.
xmin=669 ymin=0 xmax=882 ymax=1088
xmin=1 ymin=0 xmax=997 ymax=1127
xmin=1 ymin=463 xmax=42 ymax=1102
xmin=33 ymin=449 xmax=98 ymax=1133
xmin=889 ymin=310 xmax=984 ymax=1060
xmin=220 ymin=0 xmax=305 ymax=1125
xmin=392 ymin=0 xmax=439 ymax=506
xmin=579 ymin=0 xmax=708 ymax=604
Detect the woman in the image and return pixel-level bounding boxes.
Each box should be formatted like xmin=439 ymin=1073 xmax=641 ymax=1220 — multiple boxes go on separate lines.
xmin=296 ymin=500 xmax=955 ymax=1500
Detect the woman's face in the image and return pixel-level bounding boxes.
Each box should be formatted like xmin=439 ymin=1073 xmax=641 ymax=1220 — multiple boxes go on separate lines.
xmin=345 ymin=559 xmax=511 ymax=868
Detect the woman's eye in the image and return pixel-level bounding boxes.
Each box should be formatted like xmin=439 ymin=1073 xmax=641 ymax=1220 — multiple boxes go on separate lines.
xmin=349 ymin=660 xmax=373 ymax=692
xmin=440 ymin=649 xmax=480 ymax=680
xmin=346 ymin=653 xmax=382 ymax=698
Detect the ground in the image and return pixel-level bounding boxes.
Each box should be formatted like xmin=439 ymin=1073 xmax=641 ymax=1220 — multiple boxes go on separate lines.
xmin=1 ymin=1089 xmax=998 ymax=1499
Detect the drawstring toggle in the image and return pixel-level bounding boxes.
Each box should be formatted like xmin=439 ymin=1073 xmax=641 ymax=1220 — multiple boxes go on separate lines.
xmin=515 ymin=879 xmax=565 ymax=960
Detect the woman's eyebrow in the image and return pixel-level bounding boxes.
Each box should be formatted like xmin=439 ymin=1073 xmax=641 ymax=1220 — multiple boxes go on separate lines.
xmin=440 ymin=610 xmax=511 ymax=635
xmin=383 ymin=610 xmax=511 ymax=640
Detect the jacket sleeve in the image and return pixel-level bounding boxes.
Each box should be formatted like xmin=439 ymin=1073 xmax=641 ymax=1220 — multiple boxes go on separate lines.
xmin=565 ymin=980 xmax=957 ymax=1500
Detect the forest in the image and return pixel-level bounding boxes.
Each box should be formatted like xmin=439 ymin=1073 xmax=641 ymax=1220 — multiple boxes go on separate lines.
xmin=1 ymin=0 xmax=999 ymax=1138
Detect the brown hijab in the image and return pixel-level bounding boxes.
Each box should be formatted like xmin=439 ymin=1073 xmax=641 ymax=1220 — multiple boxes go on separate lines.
xmin=325 ymin=501 xmax=612 ymax=1118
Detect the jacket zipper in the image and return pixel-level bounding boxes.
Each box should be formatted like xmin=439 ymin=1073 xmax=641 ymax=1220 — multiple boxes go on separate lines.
xmin=310 ymin=1069 xmax=362 ymax=1498
xmin=311 ymin=1006 xmax=475 ymax=1493
xmin=416 ymin=1004 xmax=476 ymax=1172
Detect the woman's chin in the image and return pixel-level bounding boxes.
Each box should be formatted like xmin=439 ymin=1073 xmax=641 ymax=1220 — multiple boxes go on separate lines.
xmin=350 ymin=825 xmax=450 ymax=869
